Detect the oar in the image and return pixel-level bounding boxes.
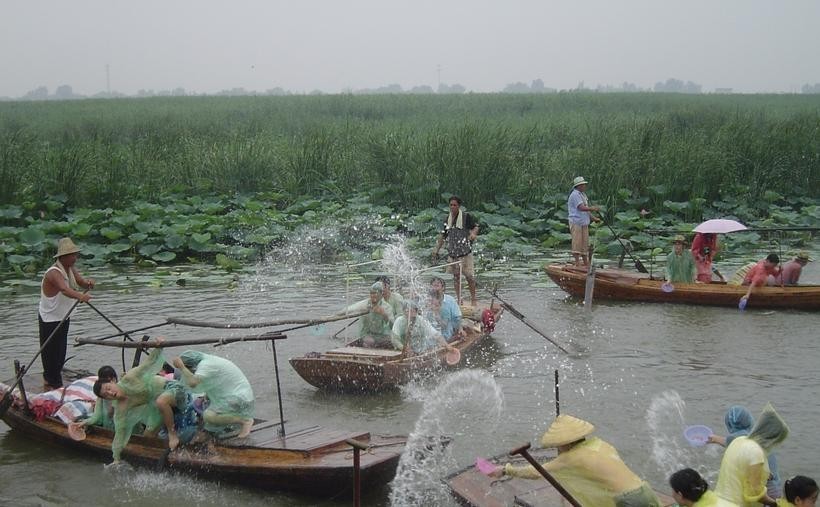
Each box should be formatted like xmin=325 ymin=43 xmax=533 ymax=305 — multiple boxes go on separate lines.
xmin=332 ymin=317 xmax=360 ymax=339
xmin=509 ymin=443 xmax=582 ymax=507
xmin=600 ymin=218 xmax=648 ymax=273
xmin=0 ymin=294 xmax=85 ymax=417
xmin=85 ymin=301 xmax=134 ymax=372
xmin=486 ymin=288 xmax=570 ymax=355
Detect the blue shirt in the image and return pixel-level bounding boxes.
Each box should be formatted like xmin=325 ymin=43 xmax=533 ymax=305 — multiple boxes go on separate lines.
xmin=438 ymin=295 xmax=462 ymax=342
xmin=567 ymin=189 xmax=590 ymax=226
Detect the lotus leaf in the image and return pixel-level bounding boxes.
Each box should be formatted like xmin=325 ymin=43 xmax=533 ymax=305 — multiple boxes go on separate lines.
xmin=71 ymin=223 xmax=93 ymax=237
xmin=108 ymin=242 xmax=132 ymax=253
xmin=138 ymin=244 xmax=162 ymax=257
xmin=191 ymin=232 xmax=211 ymax=244
xmin=152 ymin=251 xmax=176 ymax=262
xmin=100 ymin=226 xmax=123 ymax=240
xmin=129 ymin=232 xmax=149 ymax=242
xmin=7 ymin=254 xmax=35 ymax=265
xmin=0 ymin=206 xmax=24 ymax=220
xmin=19 ymin=227 xmax=46 ymax=247
xmin=112 ymin=213 xmax=139 ymax=227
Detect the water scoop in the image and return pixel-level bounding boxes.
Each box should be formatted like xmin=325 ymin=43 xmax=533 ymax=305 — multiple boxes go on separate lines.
xmin=738 ymin=297 xmax=748 ymax=311
xmin=683 ymin=425 xmax=713 ymax=447
xmin=445 ymin=348 xmax=461 ymax=366
xmin=67 ymin=422 xmax=86 ymax=441
xmin=475 ymin=457 xmax=496 ymax=475
xmin=661 ymin=282 xmax=674 ymax=293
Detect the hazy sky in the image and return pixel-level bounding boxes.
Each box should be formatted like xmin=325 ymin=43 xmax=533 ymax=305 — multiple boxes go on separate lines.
xmin=2 ymin=0 xmax=819 ymax=97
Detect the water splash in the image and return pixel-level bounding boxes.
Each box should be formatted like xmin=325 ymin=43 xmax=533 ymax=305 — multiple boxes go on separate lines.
xmin=389 ymin=370 xmax=504 ymax=507
xmin=380 ymin=236 xmax=426 ymax=299
xmin=646 ymin=390 xmax=721 ymax=482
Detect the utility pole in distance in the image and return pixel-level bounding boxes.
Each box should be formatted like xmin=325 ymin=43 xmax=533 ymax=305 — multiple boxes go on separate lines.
xmin=106 ymin=64 xmax=110 ymax=96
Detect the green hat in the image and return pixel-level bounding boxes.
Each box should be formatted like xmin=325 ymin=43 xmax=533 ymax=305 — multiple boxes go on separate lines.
xmin=370 ymin=282 xmax=384 ymax=294
xmin=672 ymin=235 xmax=686 ymax=244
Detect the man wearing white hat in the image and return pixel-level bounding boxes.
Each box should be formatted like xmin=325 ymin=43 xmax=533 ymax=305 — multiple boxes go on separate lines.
xmin=492 ymin=414 xmax=661 ymax=506
xmin=567 ymin=176 xmax=601 ymax=267
xmin=38 ymin=237 xmax=95 ymax=390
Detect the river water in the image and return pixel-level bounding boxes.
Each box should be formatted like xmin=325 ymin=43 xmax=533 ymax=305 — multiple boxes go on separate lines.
xmin=1 ymin=256 xmax=818 ymax=506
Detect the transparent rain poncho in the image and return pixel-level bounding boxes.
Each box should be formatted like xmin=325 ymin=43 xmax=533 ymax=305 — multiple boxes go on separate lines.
xmin=111 ymin=347 xmax=167 ymax=461
xmin=179 ymin=351 xmax=254 ymax=433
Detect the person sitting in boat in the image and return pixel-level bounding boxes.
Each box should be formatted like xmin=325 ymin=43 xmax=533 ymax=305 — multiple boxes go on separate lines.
xmin=376 ymin=276 xmax=405 ymax=320
xmin=666 ymin=235 xmax=697 ymax=284
xmin=391 ymin=299 xmax=457 ymax=356
xmin=708 ymin=405 xmax=782 ymax=499
xmin=692 ymin=233 xmax=721 ymax=283
xmin=173 ymin=350 xmax=255 ymax=440
xmin=425 ymin=276 xmax=464 ymax=343
xmin=740 ymin=254 xmax=781 ymax=306
xmin=715 ymin=403 xmax=788 ymax=507
xmin=94 ymin=338 xmax=196 ymax=463
xmin=778 ymin=476 xmax=818 ymax=507
xmin=669 ymin=468 xmax=734 ymax=506
xmin=489 ymin=414 xmax=661 ymax=506
xmin=768 ymin=252 xmax=812 ymax=286
xmin=68 ymin=365 xmax=118 ymax=433
xmin=728 ymin=262 xmax=757 ymax=285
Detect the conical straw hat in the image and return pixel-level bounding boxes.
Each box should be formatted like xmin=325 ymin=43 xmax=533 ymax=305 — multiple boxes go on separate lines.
xmin=53 ymin=237 xmax=80 ymax=258
xmin=540 ymin=414 xmax=595 ymax=447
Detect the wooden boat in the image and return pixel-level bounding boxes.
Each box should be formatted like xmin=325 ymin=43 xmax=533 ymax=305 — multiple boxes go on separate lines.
xmin=289 ymin=304 xmax=503 ymax=392
xmin=446 ymin=448 xmax=675 ymax=507
xmin=0 ymin=335 xmax=406 ymax=498
xmin=546 ymin=264 xmax=820 ymax=310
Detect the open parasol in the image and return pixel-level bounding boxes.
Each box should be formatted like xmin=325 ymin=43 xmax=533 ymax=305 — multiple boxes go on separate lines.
xmin=693 ymin=219 xmax=747 ymax=234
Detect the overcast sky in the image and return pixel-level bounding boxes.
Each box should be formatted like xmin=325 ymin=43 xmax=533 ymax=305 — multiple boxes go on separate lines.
xmin=2 ymin=0 xmax=819 ymax=97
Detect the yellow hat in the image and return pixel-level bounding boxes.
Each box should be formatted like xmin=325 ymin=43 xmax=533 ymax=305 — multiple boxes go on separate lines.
xmin=53 ymin=237 xmax=80 ymax=258
xmin=540 ymin=414 xmax=595 ymax=447
xmin=672 ymin=235 xmax=686 ymax=243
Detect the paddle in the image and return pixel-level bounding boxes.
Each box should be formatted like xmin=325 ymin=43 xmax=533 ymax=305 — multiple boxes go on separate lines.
xmin=0 ymin=294 xmax=86 ymax=418
xmin=600 ymin=218 xmax=649 ymax=274
xmin=509 ymin=443 xmax=582 ymax=507
xmin=486 ymin=288 xmax=570 ymax=355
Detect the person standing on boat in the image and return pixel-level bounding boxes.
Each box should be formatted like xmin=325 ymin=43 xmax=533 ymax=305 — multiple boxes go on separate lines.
xmin=391 ymin=299 xmax=456 ymax=356
xmin=666 ymin=235 xmax=697 ymax=284
xmin=38 ymin=237 xmax=95 ymax=390
xmin=769 ymin=252 xmax=812 ymax=286
xmin=692 ymin=233 xmax=721 ymax=283
xmin=426 ymin=276 xmax=464 ymax=343
xmin=173 ymin=350 xmax=255 ymax=439
xmin=490 ymin=414 xmax=661 ymax=506
xmin=566 ymin=177 xmax=601 ymax=267
xmin=432 ymin=195 xmax=479 ymax=306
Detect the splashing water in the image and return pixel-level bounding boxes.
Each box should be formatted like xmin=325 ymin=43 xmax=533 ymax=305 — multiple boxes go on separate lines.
xmin=380 ymin=237 xmax=426 ymax=299
xmin=389 ymin=370 xmax=504 ymax=507
xmin=646 ymin=390 xmax=722 ymax=482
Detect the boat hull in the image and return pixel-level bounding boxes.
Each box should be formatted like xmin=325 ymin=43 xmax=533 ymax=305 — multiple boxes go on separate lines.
xmin=546 ymin=264 xmax=820 ymax=310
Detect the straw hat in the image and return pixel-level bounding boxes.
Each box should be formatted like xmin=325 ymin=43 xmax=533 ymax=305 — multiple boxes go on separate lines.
xmin=540 ymin=414 xmax=595 ymax=447
xmin=672 ymin=235 xmax=686 ymax=244
xmin=796 ymin=251 xmax=813 ymax=262
xmin=53 ymin=237 xmax=80 ymax=258
xmin=572 ymin=176 xmax=588 ymax=188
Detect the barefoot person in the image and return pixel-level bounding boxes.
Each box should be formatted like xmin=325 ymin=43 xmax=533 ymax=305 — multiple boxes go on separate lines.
xmin=432 ymin=195 xmax=479 ymax=306
xmin=566 ymin=177 xmax=601 ymax=267
xmin=173 ymin=350 xmax=255 ymax=438
xmin=39 ymin=237 xmax=95 ymax=390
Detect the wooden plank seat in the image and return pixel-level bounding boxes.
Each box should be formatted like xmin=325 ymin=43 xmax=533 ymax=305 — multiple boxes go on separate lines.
xmin=325 ymin=346 xmax=402 ymax=359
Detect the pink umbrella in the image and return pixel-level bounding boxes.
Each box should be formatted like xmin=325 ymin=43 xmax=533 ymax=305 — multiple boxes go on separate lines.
xmin=692 ymin=219 xmax=747 ymax=234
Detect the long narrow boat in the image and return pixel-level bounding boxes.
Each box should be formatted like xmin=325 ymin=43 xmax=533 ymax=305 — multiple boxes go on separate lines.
xmin=1 ymin=337 xmax=406 ymax=498
xmin=546 ymin=264 xmax=820 ymax=310
xmin=446 ymin=448 xmax=675 ymax=507
xmin=290 ymin=304 xmax=503 ymax=392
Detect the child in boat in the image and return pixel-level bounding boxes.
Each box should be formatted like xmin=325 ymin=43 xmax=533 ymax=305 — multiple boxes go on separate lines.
xmin=173 ymin=350 xmax=255 ymax=439
xmin=68 ymin=365 xmax=118 ymax=433
xmin=391 ymin=299 xmax=456 ymax=356
xmin=490 ymin=414 xmax=661 ymax=506
xmin=669 ymin=468 xmax=735 ymax=506
xmin=778 ymin=476 xmax=818 ymax=507
xmin=94 ymin=339 xmax=195 ymax=462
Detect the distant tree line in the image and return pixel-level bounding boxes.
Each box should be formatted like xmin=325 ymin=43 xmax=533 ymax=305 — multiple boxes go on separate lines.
xmin=5 ymin=79 xmax=820 ymax=101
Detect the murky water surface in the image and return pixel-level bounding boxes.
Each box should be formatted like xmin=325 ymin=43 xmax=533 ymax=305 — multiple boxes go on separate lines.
xmin=1 ymin=258 xmax=818 ymax=506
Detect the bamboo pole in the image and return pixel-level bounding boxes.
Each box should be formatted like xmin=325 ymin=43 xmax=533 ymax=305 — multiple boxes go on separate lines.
xmin=75 ymin=332 xmax=286 ymax=348
xmin=166 ymin=311 xmax=366 ymax=329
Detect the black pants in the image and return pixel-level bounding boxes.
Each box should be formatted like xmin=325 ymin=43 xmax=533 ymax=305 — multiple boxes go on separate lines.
xmin=38 ymin=315 xmax=70 ymax=388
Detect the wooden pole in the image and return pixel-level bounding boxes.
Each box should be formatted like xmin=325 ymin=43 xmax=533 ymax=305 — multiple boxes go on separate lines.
xmin=75 ymin=332 xmax=286 ymax=348
xmin=271 ymin=340 xmax=286 ymax=437
xmin=166 ymin=311 xmax=366 ymax=330
xmin=509 ymin=444 xmax=581 ymax=507
xmin=554 ymin=369 xmax=560 ymax=416
xmin=486 ymin=288 xmax=570 ymax=354
xmin=346 ymin=438 xmax=368 ymax=507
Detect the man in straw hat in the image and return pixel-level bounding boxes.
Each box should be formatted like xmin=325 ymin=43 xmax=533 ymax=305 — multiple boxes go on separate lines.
xmin=567 ymin=176 xmax=601 ymax=267
xmin=39 ymin=237 xmax=95 ymax=390
xmin=770 ymin=251 xmax=812 ymax=286
xmin=666 ymin=235 xmax=696 ymax=284
xmin=491 ymin=414 xmax=661 ymax=506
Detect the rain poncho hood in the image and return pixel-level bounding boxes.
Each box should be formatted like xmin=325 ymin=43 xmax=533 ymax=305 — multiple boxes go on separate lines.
xmin=725 ymin=405 xmax=754 ymax=436
xmin=748 ymin=403 xmax=788 ymax=452
xmin=180 ymin=350 xmax=205 ymax=371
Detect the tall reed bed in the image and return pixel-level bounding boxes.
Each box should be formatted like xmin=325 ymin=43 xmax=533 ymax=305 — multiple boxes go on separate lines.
xmin=1 ymin=93 xmax=818 ymax=212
